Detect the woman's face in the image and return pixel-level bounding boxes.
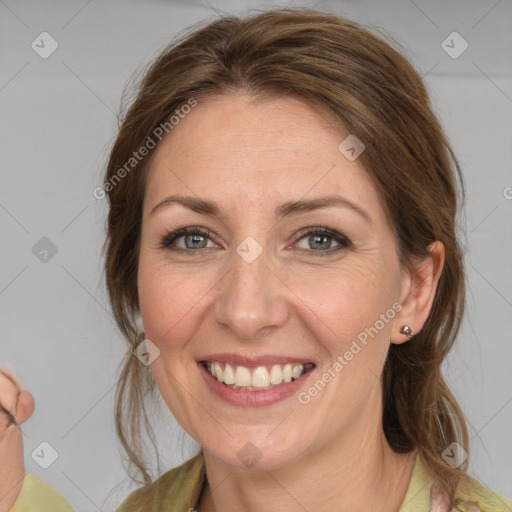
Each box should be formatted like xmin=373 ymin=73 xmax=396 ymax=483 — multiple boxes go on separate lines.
xmin=138 ymin=93 xmax=412 ymax=469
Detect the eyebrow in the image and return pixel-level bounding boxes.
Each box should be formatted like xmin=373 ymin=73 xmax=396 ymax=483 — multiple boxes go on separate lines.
xmin=149 ymin=194 xmax=371 ymax=223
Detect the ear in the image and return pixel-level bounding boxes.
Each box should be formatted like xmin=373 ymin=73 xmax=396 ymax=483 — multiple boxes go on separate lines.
xmin=391 ymin=241 xmax=445 ymax=345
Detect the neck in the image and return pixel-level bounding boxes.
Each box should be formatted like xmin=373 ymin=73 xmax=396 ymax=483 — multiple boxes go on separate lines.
xmin=197 ymin=393 xmax=418 ymax=512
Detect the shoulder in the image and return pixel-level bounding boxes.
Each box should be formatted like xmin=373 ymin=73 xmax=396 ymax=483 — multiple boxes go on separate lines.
xmin=402 ymin=453 xmax=511 ymax=512
xmin=116 ymin=452 xmax=206 ymax=512
xmin=454 ymin=474 xmax=512 ymax=512
xmin=10 ymin=473 xmax=74 ymax=512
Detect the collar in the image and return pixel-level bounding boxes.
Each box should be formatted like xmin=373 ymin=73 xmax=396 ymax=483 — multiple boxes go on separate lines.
xmin=186 ymin=450 xmax=433 ymax=510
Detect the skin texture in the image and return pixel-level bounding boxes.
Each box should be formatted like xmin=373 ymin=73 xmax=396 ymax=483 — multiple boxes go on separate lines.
xmin=0 ymin=93 xmax=445 ymax=511
xmin=0 ymin=368 xmax=35 ymax=512
xmin=137 ymin=93 xmax=445 ymax=512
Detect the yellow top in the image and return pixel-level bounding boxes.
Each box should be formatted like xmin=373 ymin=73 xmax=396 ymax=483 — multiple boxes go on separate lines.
xmin=10 ymin=453 xmax=512 ymax=511
xmin=116 ymin=451 xmax=512 ymax=512
xmin=9 ymin=474 xmax=74 ymax=512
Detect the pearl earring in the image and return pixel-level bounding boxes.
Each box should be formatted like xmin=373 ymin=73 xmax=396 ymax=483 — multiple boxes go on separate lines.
xmin=400 ymin=325 xmax=415 ymax=337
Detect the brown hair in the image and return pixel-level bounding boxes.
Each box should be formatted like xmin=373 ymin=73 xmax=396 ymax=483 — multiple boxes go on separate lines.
xmin=103 ymin=7 xmax=469 ymax=506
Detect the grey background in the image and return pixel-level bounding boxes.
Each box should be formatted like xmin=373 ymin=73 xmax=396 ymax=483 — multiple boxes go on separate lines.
xmin=1 ymin=0 xmax=511 ymax=510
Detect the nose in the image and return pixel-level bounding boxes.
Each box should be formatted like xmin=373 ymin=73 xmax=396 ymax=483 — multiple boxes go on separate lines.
xmin=213 ymin=244 xmax=289 ymax=340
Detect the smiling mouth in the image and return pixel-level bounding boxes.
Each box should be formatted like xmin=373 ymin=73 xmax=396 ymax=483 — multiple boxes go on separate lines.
xmin=201 ymin=361 xmax=315 ymax=391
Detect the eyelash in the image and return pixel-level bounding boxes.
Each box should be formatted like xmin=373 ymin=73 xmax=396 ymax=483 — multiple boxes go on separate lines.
xmin=159 ymin=225 xmax=352 ymax=257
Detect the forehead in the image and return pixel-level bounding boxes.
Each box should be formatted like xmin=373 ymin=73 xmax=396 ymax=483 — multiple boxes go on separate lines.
xmin=143 ymin=93 xmax=381 ymax=218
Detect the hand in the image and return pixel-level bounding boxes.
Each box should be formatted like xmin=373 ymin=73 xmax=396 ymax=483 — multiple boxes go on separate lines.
xmin=0 ymin=365 xmax=35 ymax=512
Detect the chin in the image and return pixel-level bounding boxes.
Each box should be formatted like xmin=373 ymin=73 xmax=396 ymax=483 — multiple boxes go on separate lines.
xmin=203 ymin=431 xmax=305 ymax=471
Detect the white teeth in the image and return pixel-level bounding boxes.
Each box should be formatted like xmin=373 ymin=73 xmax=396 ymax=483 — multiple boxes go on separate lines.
xmin=206 ymin=361 xmax=308 ymax=390
xmin=283 ymin=364 xmax=292 ymax=383
xmin=252 ymin=366 xmax=270 ymax=388
xmin=269 ymin=365 xmax=283 ymax=385
xmin=214 ymin=362 xmax=223 ymax=383
xmin=292 ymin=364 xmax=303 ymax=379
xmin=235 ymin=365 xmax=252 ymax=386
xmin=223 ymin=363 xmax=235 ymax=385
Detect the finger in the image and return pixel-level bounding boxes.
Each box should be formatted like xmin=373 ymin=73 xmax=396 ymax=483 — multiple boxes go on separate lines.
xmin=0 ymin=368 xmax=22 ymax=422
xmin=0 ymin=365 xmax=35 ymax=427
xmin=0 ymin=401 xmax=18 ymax=427
xmin=0 ymin=366 xmax=23 ymax=391
xmin=0 ymin=389 xmax=34 ymax=428
xmin=16 ymin=389 xmax=35 ymax=424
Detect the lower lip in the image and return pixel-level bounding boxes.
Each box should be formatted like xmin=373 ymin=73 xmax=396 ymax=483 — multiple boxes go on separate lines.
xmin=198 ymin=362 xmax=315 ymax=407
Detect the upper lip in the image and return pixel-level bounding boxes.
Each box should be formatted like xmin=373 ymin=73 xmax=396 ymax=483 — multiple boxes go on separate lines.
xmin=197 ymin=353 xmax=315 ymax=367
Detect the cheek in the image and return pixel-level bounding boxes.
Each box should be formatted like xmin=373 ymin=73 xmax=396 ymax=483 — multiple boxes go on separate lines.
xmin=289 ymin=257 xmax=397 ymax=344
xmin=137 ymin=255 xmax=215 ymax=435
xmin=137 ymin=254 xmax=215 ymax=345
xmin=138 ymin=247 xmax=400 ymax=355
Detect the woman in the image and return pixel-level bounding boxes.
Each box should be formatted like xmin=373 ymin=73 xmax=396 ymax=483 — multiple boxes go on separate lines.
xmin=1 ymin=8 xmax=511 ymax=512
